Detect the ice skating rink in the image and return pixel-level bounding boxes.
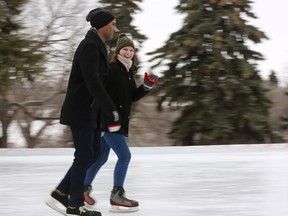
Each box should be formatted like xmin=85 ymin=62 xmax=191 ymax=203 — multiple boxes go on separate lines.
xmin=0 ymin=144 xmax=288 ymax=216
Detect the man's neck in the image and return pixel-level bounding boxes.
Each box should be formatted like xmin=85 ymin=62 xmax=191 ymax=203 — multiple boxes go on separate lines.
xmin=91 ymin=27 xmax=105 ymax=42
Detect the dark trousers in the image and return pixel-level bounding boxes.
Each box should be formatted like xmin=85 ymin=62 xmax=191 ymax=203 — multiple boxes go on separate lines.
xmin=56 ymin=126 xmax=101 ymax=207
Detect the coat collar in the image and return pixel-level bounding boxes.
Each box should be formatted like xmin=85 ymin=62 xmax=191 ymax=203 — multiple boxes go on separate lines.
xmin=85 ymin=28 xmax=109 ymax=65
xmin=116 ymin=60 xmax=135 ymax=78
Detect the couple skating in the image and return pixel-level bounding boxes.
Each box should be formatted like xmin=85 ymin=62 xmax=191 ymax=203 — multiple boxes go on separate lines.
xmin=46 ymin=7 xmax=158 ymax=216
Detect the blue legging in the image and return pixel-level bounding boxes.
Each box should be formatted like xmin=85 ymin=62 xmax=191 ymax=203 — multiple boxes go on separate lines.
xmin=85 ymin=132 xmax=131 ymax=187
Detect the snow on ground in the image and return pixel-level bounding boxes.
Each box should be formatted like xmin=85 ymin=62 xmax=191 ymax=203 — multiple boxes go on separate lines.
xmin=0 ymin=144 xmax=288 ymax=216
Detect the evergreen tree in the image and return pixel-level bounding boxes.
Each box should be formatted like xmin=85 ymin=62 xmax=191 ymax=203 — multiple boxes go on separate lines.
xmin=269 ymin=70 xmax=278 ymax=85
xmin=0 ymin=0 xmax=45 ymax=94
xmin=148 ymin=0 xmax=282 ymax=145
xmin=0 ymin=0 xmax=45 ymax=148
xmin=99 ymin=0 xmax=147 ymax=66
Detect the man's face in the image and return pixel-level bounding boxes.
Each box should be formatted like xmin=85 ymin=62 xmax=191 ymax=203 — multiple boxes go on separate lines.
xmin=98 ymin=19 xmax=117 ymax=41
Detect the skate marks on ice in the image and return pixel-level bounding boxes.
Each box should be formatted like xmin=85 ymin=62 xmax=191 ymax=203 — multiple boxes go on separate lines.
xmin=0 ymin=144 xmax=288 ymax=216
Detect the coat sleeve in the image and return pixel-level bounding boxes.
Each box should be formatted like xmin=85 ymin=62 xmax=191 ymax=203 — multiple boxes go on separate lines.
xmin=131 ymin=76 xmax=149 ymax=102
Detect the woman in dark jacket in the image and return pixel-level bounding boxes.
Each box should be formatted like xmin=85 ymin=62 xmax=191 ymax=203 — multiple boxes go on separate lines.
xmin=84 ymin=33 xmax=158 ymax=212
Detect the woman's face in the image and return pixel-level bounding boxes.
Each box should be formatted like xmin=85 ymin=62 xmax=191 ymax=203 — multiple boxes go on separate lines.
xmin=119 ymin=46 xmax=135 ymax=60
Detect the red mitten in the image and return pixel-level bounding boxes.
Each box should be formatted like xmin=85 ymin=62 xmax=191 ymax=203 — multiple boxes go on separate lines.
xmin=143 ymin=72 xmax=159 ymax=91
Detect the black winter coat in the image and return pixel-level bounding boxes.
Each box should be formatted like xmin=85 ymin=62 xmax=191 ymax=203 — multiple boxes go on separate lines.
xmin=60 ymin=29 xmax=116 ymax=128
xmin=104 ymin=60 xmax=148 ymax=136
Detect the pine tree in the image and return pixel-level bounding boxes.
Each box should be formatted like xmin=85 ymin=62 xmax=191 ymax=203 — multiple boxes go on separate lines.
xmin=99 ymin=0 xmax=147 ymax=66
xmin=0 ymin=0 xmax=45 ymax=94
xmin=148 ymin=0 xmax=282 ymax=145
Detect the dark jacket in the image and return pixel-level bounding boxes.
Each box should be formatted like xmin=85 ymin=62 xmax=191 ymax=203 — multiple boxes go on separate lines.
xmin=60 ymin=29 xmax=116 ymax=128
xmin=104 ymin=60 xmax=148 ymax=136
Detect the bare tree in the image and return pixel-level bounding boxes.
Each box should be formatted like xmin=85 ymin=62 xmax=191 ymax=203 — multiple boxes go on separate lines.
xmin=3 ymin=0 xmax=93 ymax=147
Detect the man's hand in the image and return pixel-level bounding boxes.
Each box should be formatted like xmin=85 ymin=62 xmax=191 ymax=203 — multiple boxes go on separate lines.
xmin=107 ymin=111 xmax=121 ymax=132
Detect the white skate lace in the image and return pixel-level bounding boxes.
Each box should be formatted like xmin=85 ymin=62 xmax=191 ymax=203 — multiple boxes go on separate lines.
xmin=79 ymin=206 xmax=93 ymax=213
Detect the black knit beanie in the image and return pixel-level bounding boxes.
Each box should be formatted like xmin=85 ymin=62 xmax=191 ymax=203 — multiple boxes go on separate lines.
xmin=115 ymin=33 xmax=135 ymax=53
xmin=86 ymin=8 xmax=115 ymax=29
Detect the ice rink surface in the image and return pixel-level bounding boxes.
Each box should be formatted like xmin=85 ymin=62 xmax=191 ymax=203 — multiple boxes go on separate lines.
xmin=0 ymin=144 xmax=288 ymax=216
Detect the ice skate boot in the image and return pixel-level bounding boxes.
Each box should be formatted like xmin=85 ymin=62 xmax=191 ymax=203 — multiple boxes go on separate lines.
xmin=110 ymin=187 xmax=139 ymax=212
xmin=67 ymin=205 xmax=101 ymax=216
xmin=84 ymin=185 xmax=96 ymax=206
xmin=46 ymin=189 xmax=68 ymax=215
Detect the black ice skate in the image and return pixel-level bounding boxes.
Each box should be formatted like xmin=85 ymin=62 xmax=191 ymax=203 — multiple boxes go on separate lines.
xmin=110 ymin=187 xmax=139 ymax=212
xmin=84 ymin=185 xmax=96 ymax=206
xmin=45 ymin=189 xmax=68 ymax=215
xmin=66 ymin=205 xmax=101 ymax=216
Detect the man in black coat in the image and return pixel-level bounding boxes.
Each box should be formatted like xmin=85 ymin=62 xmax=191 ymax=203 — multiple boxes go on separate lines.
xmin=46 ymin=8 xmax=120 ymax=216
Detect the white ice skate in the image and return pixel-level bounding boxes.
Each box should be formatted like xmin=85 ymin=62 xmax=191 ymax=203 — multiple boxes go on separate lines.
xmin=46 ymin=196 xmax=67 ymax=215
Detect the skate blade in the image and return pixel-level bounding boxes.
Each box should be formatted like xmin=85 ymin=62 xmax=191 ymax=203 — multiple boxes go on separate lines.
xmin=45 ymin=197 xmax=67 ymax=215
xmin=110 ymin=205 xmax=139 ymax=213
